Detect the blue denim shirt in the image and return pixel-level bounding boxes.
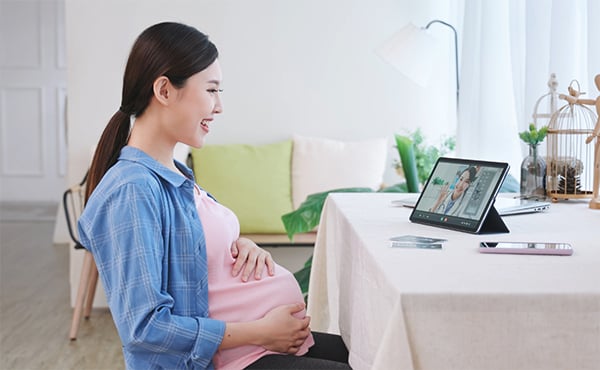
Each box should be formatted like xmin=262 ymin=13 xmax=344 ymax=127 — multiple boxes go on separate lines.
xmin=78 ymin=146 xmax=225 ymax=369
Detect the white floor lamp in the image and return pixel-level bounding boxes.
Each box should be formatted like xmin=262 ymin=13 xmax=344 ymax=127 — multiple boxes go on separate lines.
xmin=377 ymin=19 xmax=459 ymax=108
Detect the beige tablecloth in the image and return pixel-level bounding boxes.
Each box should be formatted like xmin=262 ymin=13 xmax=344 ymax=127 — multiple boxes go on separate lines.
xmin=307 ymin=193 xmax=600 ymax=370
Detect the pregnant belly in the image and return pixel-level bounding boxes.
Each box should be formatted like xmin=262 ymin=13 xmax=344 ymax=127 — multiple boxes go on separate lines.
xmin=209 ymin=263 xmax=314 ymax=370
xmin=208 ymin=263 xmax=306 ymax=322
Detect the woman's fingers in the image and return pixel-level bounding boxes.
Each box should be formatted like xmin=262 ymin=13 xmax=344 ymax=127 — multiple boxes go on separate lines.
xmin=231 ymin=238 xmax=274 ymax=281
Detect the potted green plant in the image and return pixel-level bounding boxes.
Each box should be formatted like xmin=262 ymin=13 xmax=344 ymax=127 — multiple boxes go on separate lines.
xmin=518 ymin=123 xmax=548 ymax=199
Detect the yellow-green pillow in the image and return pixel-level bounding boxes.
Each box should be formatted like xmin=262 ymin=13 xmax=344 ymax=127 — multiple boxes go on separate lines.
xmin=190 ymin=140 xmax=293 ymax=234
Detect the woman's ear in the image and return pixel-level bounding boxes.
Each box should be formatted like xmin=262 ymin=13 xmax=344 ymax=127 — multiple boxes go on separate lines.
xmin=152 ymin=76 xmax=171 ymax=106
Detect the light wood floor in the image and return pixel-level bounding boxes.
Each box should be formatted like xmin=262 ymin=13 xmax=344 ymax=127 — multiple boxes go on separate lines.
xmin=0 ymin=203 xmax=314 ymax=370
xmin=0 ymin=204 xmax=124 ymax=370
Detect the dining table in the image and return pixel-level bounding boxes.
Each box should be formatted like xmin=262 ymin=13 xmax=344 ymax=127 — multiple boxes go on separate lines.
xmin=306 ymin=193 xmax=600 ymax=370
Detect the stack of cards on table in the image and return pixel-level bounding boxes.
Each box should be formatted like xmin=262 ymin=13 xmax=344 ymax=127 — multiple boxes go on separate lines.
xmin=389 ymin=235 xmax=447 ymax=249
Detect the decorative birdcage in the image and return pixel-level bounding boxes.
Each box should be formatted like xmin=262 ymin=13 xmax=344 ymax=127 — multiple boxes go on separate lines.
xmin=546 ymin=80 xmax=597 ymax=201
xmin=532 ymin=73 xmax=560 ymax=129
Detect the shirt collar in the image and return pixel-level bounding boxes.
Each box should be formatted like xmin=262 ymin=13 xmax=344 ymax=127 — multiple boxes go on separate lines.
xmin=119 ymin=146 xmax=194 ymax=187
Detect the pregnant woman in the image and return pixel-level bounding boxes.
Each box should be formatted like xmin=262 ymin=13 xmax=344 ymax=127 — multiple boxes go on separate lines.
xmin=78 ymin=21 xmax=350 ymax=370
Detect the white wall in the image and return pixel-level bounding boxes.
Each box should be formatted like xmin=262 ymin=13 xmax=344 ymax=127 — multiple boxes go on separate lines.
xmin=65 ymin=0 xmax=458 ymax=187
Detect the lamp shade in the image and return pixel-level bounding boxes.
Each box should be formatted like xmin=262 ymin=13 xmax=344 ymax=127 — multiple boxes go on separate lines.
xmin=376 ymin=23 xmax=441 ymax=87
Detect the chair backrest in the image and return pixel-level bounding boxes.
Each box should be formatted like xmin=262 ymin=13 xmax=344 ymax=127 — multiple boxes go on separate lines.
xmin=63 ymin=175 xmax=87 ymax=250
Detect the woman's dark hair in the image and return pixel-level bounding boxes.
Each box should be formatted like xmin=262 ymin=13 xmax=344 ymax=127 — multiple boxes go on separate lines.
xmin=461 ymin=166 xmax=478 ymax=184
xmin=85 ymin=22 xmax=218 ymax=200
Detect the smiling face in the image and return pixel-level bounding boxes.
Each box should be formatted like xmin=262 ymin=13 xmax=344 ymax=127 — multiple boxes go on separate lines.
xmin=169 ymin=60 xmax=223 ymax=148
xmin=453 ymin=169 xmax=472 ymax=197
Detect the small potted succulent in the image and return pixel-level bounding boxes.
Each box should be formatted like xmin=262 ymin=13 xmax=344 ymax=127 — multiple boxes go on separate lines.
xmin=518 ymin=123 xmax=548 ymax=199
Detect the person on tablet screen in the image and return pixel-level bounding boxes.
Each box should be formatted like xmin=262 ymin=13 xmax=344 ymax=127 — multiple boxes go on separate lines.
xmin=429 ymin=166 xmax=478 ymax=216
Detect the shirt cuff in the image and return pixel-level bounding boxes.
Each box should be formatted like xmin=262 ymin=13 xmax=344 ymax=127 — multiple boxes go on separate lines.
xmin=191 ymin=317 xmax=226 ymax=367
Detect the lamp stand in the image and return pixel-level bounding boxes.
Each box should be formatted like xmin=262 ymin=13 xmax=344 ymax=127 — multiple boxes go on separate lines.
xmin=425 ymin=20 xmax=459 ymax=108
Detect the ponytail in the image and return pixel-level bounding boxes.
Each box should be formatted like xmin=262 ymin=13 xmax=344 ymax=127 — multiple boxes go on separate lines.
xmin=85 ymin=110 xmax=131 ymax=201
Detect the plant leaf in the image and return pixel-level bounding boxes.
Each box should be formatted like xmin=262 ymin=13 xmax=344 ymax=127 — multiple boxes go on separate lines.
xmin=281 ymin=187 xmax=373 ymax=240
xmin=394 ymin=134 xmax=420 ymax=193
xmin=293 ymin=255 xmax=313 ymax=297
xmin=519 ymin=124 xmax=548 ymax=145
xmin=530 ymin=130 xmax=538 ymax=143
xmin=538 ymin=126 xmax=548 ymax=141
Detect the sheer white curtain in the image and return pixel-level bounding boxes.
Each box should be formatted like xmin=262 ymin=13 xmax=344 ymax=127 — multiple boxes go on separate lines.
xmin=457 ymin=0 xmax=599 ymax=178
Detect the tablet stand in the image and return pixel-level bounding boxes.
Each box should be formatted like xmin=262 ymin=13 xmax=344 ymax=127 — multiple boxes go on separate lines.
xmin=477 ymin=206 xmax=509 ymax=234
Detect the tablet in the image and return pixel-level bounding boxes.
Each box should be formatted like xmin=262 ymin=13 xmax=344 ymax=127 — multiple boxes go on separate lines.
xmin=409 ymin=157 xmax=510 ymax=234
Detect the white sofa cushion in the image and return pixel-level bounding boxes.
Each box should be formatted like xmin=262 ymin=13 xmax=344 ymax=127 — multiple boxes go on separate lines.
xmin=291 ymin=134 xmax=388 ymax=209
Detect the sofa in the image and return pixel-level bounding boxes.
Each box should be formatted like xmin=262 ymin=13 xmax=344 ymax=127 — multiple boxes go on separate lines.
xmin=181 ymin=134 xmax=389 ymax=246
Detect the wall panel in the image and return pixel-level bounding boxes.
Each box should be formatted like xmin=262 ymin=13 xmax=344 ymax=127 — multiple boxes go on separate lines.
xmin=0 ymin=87 xmax=44 ymax=176
xmin=0 ymin=1 xmax=42 ymax=69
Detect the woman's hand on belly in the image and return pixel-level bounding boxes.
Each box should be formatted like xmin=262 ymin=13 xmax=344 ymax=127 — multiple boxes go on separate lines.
xmin=230 ymin=237 xmax=275 ymax=282
xmin=257 ymin=302 xmax=311 ymax=354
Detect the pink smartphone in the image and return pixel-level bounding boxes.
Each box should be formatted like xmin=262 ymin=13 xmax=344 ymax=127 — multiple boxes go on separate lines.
xmin=479 ymin=241 xmax=573 ymax=256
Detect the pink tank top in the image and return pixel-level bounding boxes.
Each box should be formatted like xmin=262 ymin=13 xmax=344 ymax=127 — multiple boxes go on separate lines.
xmin=194 ymin=186 xmax=314 ymax=370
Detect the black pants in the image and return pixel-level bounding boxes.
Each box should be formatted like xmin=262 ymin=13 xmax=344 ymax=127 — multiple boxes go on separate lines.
xmin=245 ymin=332 xmax=351 ymax=369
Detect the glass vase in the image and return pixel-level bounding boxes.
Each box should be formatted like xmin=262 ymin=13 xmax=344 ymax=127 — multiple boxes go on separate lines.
xmin=520 ymin=144 xmax=547 ymax=199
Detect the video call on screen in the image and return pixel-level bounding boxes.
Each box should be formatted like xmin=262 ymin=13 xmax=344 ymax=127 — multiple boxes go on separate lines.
xmin=416 ymin=162 xmax=504 ymax=221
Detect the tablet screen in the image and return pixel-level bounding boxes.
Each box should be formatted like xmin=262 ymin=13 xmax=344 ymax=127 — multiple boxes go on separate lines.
xmin=409 ymin=157 xmax=510 ymax=233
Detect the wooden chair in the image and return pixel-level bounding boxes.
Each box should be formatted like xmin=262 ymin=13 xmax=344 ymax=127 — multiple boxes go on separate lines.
xmin=63 ymin=173 xmax=99 ymax=340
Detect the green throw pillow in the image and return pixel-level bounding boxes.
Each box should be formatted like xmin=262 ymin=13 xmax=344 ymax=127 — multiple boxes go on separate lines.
xmin=190 ymin=140 xmax=293 ymax=234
